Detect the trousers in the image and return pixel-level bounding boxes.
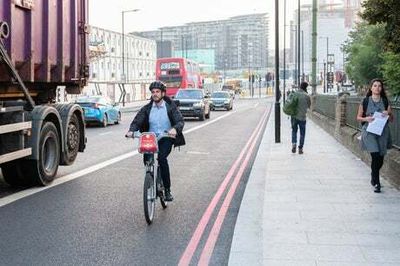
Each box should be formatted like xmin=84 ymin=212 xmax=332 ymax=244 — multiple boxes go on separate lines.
xmin=144 ymin=138 xmax=174 ymax=189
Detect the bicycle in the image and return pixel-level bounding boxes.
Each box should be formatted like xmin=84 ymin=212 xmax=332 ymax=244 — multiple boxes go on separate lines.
xmin=126 ymin=131 xmax=170 ymax=224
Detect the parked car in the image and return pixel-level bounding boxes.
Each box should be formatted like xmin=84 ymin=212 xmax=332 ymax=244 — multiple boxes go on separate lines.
xmin=174 ymin=89 xmax=211 ymax=121
xmin=76 ymin=96 xmax=121 ymax=127
xmin=210 ymin=91 xmax=233 ymax=111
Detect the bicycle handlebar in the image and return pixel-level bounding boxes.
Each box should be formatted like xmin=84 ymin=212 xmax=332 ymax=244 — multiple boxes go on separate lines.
xmin=125 ymin=131 xmax=175 ymax=141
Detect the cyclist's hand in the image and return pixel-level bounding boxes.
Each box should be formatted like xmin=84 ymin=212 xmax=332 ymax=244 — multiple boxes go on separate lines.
xmin=168 ymin=128 xmax=177 ymax=138
xmin=125 ymin=131 xmax=133 ymax=138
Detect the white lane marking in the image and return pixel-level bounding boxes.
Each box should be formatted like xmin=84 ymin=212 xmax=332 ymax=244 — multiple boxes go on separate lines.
xmin=0 ymin=102 xmax=262 ymax=207
xmin=0 ymin=151 xmax=138 ymax=207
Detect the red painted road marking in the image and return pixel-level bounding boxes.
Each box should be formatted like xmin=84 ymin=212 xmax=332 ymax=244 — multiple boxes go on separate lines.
xmin=178 ymin=106 xmax=271 ymax=266
xmin=198 ymin=105 xmax=271 ymax=265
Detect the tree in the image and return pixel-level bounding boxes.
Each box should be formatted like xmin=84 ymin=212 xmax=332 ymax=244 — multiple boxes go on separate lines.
xmin=361 ymin=0 xmax=400 ymax=53
xmin=381 ymin=52 xmax=400 ymax=97
xmin=343 ymin=23 xmax=385 ymax=88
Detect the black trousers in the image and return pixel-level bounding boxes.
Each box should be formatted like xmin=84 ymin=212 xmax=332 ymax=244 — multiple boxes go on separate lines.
xmin=370 ymin=152 xmax=384 ymax=186
xmin=144 ymin=138 xmax=174 ymax=189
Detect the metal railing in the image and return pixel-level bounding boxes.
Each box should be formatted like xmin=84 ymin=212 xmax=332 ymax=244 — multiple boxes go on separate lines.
xmin=390 ymin=103 xmax=400 ymax=149
xmin=314 ymin=95 xmax=336 ymax=120
xmin=345 ymin=96 xmax=362 ymax=130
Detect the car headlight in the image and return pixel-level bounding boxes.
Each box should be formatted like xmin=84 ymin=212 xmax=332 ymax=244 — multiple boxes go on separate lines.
xmin=193 ymin=102 xmax=202 ymax=108
xmin=224 ymin=100 xmax=230 ymax=104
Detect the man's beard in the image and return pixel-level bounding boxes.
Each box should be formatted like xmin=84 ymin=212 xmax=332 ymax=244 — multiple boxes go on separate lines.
xmin=152 ymin=95 xmax=163 ymax=103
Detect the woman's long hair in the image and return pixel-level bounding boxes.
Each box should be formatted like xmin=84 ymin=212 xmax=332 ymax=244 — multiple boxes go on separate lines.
xmin=366 ymin=78 xmax=388 ymax=100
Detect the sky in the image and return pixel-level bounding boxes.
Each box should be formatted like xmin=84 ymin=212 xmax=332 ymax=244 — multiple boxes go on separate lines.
xmin=89 ymin=0 xmax=343 ymax=45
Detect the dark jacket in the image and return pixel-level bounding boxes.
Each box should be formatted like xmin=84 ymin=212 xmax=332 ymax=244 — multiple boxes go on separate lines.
xmin=129 ymin=96 xmax=185 ymax=147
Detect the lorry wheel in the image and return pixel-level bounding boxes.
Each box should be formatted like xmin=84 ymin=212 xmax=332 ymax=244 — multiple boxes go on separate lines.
xmin=61 ymin=114 xmax=80 ymax=165
xmin=1 ymin=161 xmax=30 ymax=187
xmin=24 ymin=122 xmax=60 ymax=186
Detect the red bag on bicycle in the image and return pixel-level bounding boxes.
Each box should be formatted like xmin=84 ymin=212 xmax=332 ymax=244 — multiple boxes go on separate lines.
xmin=138 ymin=133 xmax=158 ymax=154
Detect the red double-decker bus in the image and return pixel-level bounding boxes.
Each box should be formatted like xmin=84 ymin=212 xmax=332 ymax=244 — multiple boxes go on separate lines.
xmin=155 ymin=57 xmax=203 ymax=97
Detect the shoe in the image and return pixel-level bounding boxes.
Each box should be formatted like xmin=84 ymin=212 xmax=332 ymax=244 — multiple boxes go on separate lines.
xmin=291 ymin=145 xmax=296 ymax=153
xmin=165 ymin=189 xmax=174 ymax=201
xmin=298 ymin=148 xmax=303 ymax=154
xmin=374 ymin=184 xmax=381 ymax=193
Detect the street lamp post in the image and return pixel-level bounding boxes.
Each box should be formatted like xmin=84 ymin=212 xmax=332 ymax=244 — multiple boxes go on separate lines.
xmin=283 ymin=0 xmax=287 ymax=103
xmin=325 ymin=37 xmax=329 ymax=93
xmin=121 ymin=9 xmax=140 ymax=83
xmin=297 ymin=0 xmax=301 ymax=87
xmin=319 ymin=36 xmax=329 ymax=93
xmin=301 ymin=30 xmax=304 ymax=82
xmin=275 ymin=0 xmax=281 ymax=143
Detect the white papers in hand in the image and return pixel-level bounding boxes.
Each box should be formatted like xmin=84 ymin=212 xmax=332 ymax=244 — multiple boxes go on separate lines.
xmin=366 ymin=112 xmax=388 ymax=136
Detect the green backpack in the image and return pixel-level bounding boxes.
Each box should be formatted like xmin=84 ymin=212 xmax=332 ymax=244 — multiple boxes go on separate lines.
xmin=283 ymin=92 xmax=299 ymax=116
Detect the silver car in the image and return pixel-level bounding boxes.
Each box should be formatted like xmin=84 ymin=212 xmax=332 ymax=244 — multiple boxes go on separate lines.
xmin=175 ymin=89 xmax=211 ymax=121
xmin=210 ymin=91 xmax=233 ymax=111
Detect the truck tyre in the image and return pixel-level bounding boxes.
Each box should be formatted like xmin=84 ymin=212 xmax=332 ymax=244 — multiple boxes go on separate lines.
xmin=1 ymin=161 xmax=30 ymax=187
xmin=61 ymin=114 xmax=80 ymax=165
xmin=24 ymin=122 xmax=60 ymax=186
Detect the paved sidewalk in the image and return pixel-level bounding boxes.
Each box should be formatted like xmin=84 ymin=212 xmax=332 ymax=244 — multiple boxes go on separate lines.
xmin=229 ymin=111 xmax=400 ymax=265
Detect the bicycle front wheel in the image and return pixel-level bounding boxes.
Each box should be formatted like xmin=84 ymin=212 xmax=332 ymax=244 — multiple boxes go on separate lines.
xmin=143 ymin=172 xmax=155 ymax=224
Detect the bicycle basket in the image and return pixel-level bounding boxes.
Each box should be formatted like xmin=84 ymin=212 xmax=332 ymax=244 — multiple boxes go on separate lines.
xmin=138 ymin=133 xmax=158 ymax=154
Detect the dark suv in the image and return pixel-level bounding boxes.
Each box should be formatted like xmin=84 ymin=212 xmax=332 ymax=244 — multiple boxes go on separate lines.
xmin=174 ymin=89 xmax=211 ymax=121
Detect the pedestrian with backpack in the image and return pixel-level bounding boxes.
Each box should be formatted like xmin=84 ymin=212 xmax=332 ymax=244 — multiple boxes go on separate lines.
xmin=356 ymin=78 xmax=393 ymax=193
xmin=288 ymin=82 xmax=311 ymax=154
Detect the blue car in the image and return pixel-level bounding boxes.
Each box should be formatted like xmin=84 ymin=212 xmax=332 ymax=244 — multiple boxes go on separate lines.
xmin=76 ymin=96 xmax=121 ymax=127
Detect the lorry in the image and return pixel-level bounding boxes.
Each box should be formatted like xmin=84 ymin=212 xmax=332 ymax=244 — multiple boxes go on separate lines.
xmin=0 ymin=0 xmax=89 ymax=186
xmin=222 ymin=79 xmax=242 ymax=97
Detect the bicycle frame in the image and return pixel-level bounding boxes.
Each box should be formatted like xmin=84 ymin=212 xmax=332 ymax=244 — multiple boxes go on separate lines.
xmin=127 ymin=131 xmax=170 ymax=224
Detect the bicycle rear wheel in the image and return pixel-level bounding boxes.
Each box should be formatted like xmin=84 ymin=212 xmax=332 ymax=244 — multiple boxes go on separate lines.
xmin=157 ymin=169 xmax=168 ymax=209
xmin=143 ymin=172 xmax=155 ymax=224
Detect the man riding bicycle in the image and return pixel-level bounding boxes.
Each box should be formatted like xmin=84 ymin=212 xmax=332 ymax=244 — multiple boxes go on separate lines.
xmin=126 ymin=81 xmax=185 ymax=201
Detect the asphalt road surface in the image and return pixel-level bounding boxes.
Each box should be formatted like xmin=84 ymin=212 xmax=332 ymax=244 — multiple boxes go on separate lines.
xmin=0 ymin=97 xmax=272 ymax=265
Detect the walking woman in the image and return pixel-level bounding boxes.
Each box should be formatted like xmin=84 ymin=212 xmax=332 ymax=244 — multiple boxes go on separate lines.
xmin=357 ymin=79 xmax=393 ymax=193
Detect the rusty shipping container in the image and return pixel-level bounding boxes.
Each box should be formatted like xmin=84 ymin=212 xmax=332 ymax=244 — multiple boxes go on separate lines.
xmin=0 ymin=0 xmax=89 ymax=97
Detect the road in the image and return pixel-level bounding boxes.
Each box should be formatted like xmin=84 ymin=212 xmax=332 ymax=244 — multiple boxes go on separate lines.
xmin=0 ymin=97 xmax=272 ymax=265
